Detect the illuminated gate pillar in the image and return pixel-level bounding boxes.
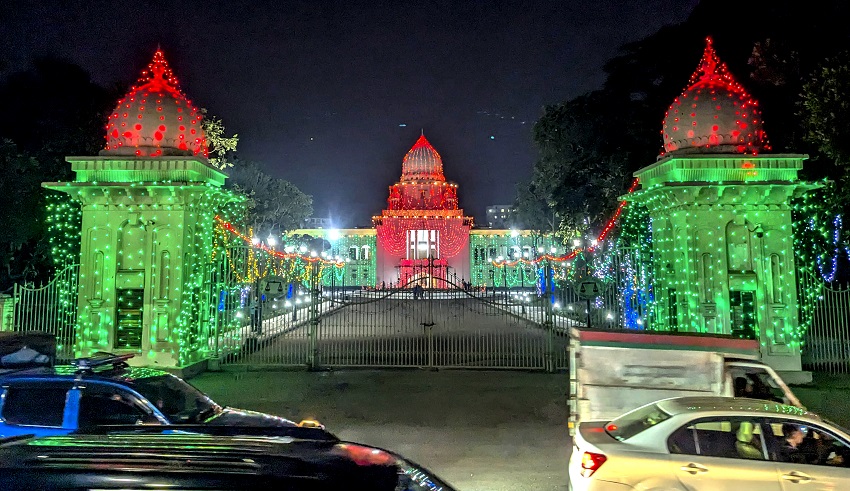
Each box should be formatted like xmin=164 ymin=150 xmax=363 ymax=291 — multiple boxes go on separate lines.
xmin=44 ymin=50 xmax=241 ymax=368
xmin=628 ymin=38 xmax=818 ymax=377
xmin=631 ymin=155 xmax=815 ymax=372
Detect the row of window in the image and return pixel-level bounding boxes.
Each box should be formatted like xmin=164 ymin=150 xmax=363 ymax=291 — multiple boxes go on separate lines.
xmin=339 ymin=246 xmax=371 ymax=261
xmin=471 ymin=246 xmax=537 ymax=261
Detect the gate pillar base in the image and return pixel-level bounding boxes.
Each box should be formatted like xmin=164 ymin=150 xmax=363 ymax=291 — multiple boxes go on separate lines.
xmin=0 ymin=295 xmax=13 ymax=332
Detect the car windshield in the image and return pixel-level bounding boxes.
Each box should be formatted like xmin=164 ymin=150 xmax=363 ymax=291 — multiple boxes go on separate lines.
xmin=131 ymin=375 xmax=220 ymax=423
xmin=605 ymin=402 xmax=672 ymax=441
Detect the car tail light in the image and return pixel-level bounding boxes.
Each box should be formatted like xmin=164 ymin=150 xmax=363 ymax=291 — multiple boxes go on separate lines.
xmin=580 ymin=451 xmax=607 ymax=477
xmin=333 ymin=443 xmax=397 ymax=466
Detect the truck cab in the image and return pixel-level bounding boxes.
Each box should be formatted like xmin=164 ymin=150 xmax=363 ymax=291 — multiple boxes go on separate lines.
xmin=724 ymin=358 xmax=802 ymax=406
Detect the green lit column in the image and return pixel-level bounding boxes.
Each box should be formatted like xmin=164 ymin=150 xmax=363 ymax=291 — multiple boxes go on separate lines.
xmin=44 ymin=156 xmax=244 ymax=368
xmin=628 ymin=154 xmax=819 ymax=376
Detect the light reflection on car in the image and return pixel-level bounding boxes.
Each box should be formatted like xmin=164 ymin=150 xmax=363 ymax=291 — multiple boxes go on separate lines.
xmin=0 ymin=432 xmax=456 ymax=491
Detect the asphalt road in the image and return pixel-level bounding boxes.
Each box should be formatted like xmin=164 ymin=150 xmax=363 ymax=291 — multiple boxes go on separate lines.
xmin=191 ymin=367 xmax=850 ymax=491
xmin=192 ymin=369 xmax=571 ymax=491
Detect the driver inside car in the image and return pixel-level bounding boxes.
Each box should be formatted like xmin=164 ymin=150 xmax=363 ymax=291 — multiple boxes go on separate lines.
xmin=802 ymin=426 xmax=847 ymax=466
xmin=777 ymin=423 xmax=808 ymax=464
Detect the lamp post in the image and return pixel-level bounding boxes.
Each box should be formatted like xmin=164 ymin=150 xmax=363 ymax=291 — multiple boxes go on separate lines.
xmin=496 ymin=257 xmax=508 ymax=301
xmin=489 ymin=268 xmax=495 ymax=299
xmin=502 ymin=263 xmax=508 ymax=303
xmin=494 ymin=256 xmax=506 ymax=300
xmin=343 ymin=257 xmax=350 ymax=303
xmin=307 ymin=257 xmax=320 ymax=370
xmin=324 ymin=230 xmax=338 ymax=297
xmin=250 ymin=234 xmax=278 ymax=336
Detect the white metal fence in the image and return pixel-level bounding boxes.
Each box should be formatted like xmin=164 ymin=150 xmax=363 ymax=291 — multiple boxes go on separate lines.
xmin=215 ymin=247 xmax=644 ymax=372
xmin=217 ymin=282 xmax=573 ymax=371
xmin=12 ymin=263 xmax=79 ymax=361
xmin=800 ymin=272 xmax=850 ymax=375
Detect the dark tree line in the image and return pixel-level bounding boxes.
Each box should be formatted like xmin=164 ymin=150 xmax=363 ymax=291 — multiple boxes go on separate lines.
xmin=0 ymin=58 xmax=119 ymax=290
xmin=517 ymin=0 xmax=850 ymax=239
xmin=226 ymin=158 xmax=313 ymax=239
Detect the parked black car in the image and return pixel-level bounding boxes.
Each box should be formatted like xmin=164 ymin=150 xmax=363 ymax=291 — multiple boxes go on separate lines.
xmin=0 ymin=431 xmax=456 ymax=490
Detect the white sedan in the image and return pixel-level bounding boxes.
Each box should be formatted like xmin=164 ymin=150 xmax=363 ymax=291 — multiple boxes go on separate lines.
xmin=569 ymin=396 xmax=850 ymax=490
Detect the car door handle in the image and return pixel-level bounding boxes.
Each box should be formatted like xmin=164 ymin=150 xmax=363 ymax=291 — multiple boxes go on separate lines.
xmin=781 ymin=471 xmax=812 ymax=483
xmin=680 ymin=463 xmax=709 ymax=474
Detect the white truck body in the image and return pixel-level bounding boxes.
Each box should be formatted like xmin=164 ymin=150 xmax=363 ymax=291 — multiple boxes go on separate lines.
xmin=568 ymin=328 xmax=802 ymax=435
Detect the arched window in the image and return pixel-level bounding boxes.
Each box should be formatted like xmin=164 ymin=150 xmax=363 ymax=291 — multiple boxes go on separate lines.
xmin=117 ymin=221 xmax=146 ymax=271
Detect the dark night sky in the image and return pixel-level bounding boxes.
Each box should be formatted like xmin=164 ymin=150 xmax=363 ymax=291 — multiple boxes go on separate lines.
xmin=3 ymin=0 xmax=695 ymax=226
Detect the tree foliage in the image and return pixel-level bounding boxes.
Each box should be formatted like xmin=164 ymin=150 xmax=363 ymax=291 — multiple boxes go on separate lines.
xmin=524 ymin=93 xmax=628 ymax=238
xmin=514 ymin=180 xmax=557 ymax=234
xmin=0 ymin=57 xmax=118 ymax=289
xmin=201 ymin=116 xmax=312 ymax=238
xmin=201 ymin=108 xmax=239 ymax=170
xmin=800 ymin=52 xmax=850 ymax=168
xmin=226 ymin=159 xmax=313 ymax=237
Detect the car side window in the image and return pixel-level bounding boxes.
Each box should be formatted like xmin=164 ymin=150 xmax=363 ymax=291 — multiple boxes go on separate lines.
xmin=667 ymin=417 xmax=767 ymax=460
xmin=1 ymin=386 xmax=68 ymax=427
xmin=765 ymin=419 xmax=850 ymax=468
xmin=78 ymin=387 xmax=158 ymax=427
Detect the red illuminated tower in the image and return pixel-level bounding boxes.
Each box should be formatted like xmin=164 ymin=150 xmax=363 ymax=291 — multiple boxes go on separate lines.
xmin=373 ymin=134 xmax=473 ymax=287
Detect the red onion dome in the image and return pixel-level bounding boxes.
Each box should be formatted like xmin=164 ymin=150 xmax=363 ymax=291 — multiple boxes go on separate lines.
xmin=661 ymin=37 xmax=770 ymax=157
xmin=401 ymin=134 xmax=445 ymax=181
xmin=102 ymin=49 xmax=208 ymax=157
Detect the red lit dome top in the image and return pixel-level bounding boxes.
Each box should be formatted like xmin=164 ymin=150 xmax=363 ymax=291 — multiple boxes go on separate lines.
xmin=102 ymin=49 xmax=208 ymax=157
xmin=401 ymin=134 xmax=445 ymax=181
xmin=661 ymin=37 xmax=769 ymax=157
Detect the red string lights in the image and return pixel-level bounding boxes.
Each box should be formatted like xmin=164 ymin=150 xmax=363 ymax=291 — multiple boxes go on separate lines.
xmin=104 ymin=49 xmax=208 ymax=158
xmin=491 ymin=177 xmax=641 ymax=268
xmin=597 ymin=177 xmax=640 ymax=241
xmin=215 ymin=216 xmax=343 ymax=266
xmin=661 ymin=37 xmax=769 ymax=156
xmin=400 ymin=134 xmax=446 ymax=181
